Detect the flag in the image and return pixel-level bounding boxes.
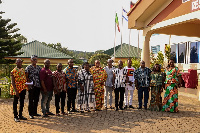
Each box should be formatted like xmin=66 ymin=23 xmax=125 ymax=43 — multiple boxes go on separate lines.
xmin=115 ymin=13 xmax=120 ymax=32
xmin=130 ymin=1 xmax=135 ymax=8
xmin=123 ymin=8 xmax=127 ymax=14
xmin=122 ymin=15 xmax=128 ymax=21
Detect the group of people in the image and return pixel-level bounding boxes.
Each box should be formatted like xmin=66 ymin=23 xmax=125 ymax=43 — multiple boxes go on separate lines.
xmin=11 ymin=55 xmax=181 ymax=122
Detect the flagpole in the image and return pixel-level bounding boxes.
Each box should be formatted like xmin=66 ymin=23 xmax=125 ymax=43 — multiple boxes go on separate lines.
xmin=138 ymin=30 xmax=140 ymax=58
xmin=121 ymin=7 xmax=123 ymax=58
xmin=129 ymin=29 xmax=131 ymax=56
xmin=169 ymin=34 xmax=171 ymax=45
xmin=114 ymin=12 xmax=116 ymax=61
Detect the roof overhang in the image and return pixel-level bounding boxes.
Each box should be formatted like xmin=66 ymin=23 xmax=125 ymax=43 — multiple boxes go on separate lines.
xmin=127 ymin=0 xmax=173 ymax=29
xmin=150 ymin=10 xmax=200 ymax=37
xmin=151 ymin=10 xmax=200 ymax=31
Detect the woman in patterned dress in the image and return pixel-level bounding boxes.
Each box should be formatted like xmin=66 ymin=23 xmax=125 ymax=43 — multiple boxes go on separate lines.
xmin=90 ymin=60 xmax=107 ymax=111
xmin=162 ymin=59 xmax=182 ymax=112
xmin=149 ymin=64 xmax=165 ymax=111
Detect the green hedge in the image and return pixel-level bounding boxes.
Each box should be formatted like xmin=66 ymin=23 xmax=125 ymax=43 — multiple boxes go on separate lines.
xmin=0 ymin=63 xmax=82 ymax=98
xmin=0 ymin=64 xmax=82 ymax=78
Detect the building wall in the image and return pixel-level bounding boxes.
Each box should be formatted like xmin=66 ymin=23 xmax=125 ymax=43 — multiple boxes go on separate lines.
xmin=114 ymin=58 xmax=130 ymax=64
xmin=151 ymin=45 xmax=160 ymax=54
xmin=149 ymin=0 xmax=200 ymax=26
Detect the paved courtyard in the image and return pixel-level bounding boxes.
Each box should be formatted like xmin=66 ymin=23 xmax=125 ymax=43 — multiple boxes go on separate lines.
xmin=0 ymin=89 xmax=200 ymax=133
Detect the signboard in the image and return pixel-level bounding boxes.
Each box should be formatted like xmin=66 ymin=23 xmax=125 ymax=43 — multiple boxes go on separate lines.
xmin=182 ymin=0 xmax=190 ymax=3
xmin=192 ymin=0 xmax=200 ymax=11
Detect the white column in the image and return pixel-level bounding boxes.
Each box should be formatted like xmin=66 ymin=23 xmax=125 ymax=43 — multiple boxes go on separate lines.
xmin=141 ymin=34 xmax=151 ymax=68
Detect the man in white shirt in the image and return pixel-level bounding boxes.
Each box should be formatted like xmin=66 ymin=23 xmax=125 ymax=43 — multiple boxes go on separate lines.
xmin=124 ymin=59 xmax=135 ymax=109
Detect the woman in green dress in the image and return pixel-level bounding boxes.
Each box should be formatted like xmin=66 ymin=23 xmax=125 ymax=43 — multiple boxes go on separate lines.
xmin=149 ymin=64 xmax=165 ymax=111
xmin=162 ymin=59 xmax=181 ymax=112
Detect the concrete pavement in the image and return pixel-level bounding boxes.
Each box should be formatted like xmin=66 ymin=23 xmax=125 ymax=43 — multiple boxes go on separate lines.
xmin=0 ymin=89 xmax=199 ymax=133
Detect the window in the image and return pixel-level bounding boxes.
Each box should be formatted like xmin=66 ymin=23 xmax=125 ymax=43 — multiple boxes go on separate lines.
xmin=190 ymin=42 xmax=199 ymax=63
xmin=199 ymin=42 xmax=200 ymax=62
xmin=178 ymin=43 xmax=186 ymax=63
xmin=170 ymin=44 xmax=177 ymax=63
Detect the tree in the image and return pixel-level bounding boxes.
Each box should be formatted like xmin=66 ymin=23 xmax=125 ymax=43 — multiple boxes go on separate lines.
xmin=0 ymin=11 xmax=23 ymax=64
xmin=157 ymin=51 xmax=164 ymax=67
xmin=150 ymin=51 xmax=164 ymax=69
xmin=16 ymin=35 xmax=27 ymax=44
xmin=164 ymin=44 xmax=171 ymax=60
xmin=95 ymin=50 xmax=104 ymax=54
xmin=150 ymin=51 xmax=156 ymax=69
xmin=123 ymin=57 xmax=141 ymax=69
xmin=42 ymin=42 xmax=47 ymax=46
xmin=88 ymin=53 xmax=111 ymax=66
xmin=73 ymin=58 xmax=83 ymax=65
xmin=132 ymin=57 xmax=141 ymax=69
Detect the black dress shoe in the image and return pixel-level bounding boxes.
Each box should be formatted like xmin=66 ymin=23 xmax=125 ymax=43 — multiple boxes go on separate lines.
xmin=61 ymin=112 xmax=68 ymax=115
xmin=80 ymin=110 xmax=84 ymax=113
xmin=137 ymin=107 xmax=142 ymax=109
xmin=67 ymin=111 xmax=72 ymax=114
xmin=129 ymin=105 xmax=135 ymax=109
xmin=110 ymin=106 xmax=114 ymax=109
xmin=46 ymin=112 xmax=54 ymax=115
xmin=95 ymin=109 xmax=102 ymax=111
xmin=42 ymin=114 xmax=49 ymax=118
xmin=119 ymin=107 xmax=124 ymax=110
xmin=19 ymin=116 xmax=27 ymax=120
xmin=124 ymin=105 xmax=128 ymax=109
xmin=144 ymin=107 xmax=147 ymax=110
xmin=71 ymin=109 xmax=78 ymax=112
xmin=56 ymin=113 xmax=60 ymax=116
xmin=14 ymin=118 xmax=20 ymax=122
xmin=115 ymin=107 xmax=119 ymax=111
xmin=33 ymin=114 xmax=41 ymax=116
xmin=29 ymin=115 xmax=34 ymax=119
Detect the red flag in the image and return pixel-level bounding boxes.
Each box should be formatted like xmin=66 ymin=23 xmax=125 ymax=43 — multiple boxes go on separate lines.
xmin=130 ymin=1 xmax=135 ymax=8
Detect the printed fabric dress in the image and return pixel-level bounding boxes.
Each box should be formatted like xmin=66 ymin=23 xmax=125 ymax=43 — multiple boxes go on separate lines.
xmin=90 ymin=66 xmax=107 ymax=110
xmin=162 ymin=67 xmax=181 ymax=112
xmin=77 ymin=69 xmax=95 ymax=110
xmin=149 ymin=72 xmax=164 ymax=111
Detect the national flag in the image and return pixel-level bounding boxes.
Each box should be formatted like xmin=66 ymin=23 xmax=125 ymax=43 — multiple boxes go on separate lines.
xmin=123 ymin=8 xmax=128 ymax=14
xmin=130 ymin=1 xmax=135 ymax=8
xmin=122 ymin=15 xmax=128 ymax=21
xmin=115 ymin=13 xmax=120 ymax=32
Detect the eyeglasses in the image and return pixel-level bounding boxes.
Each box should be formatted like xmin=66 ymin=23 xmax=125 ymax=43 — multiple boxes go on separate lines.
xmin=32 ymin=59 xmax=37 ymax=61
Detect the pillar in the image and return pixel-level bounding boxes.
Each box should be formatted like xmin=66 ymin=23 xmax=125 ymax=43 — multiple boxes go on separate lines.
xmin=141 ymin=33 xmax=151 ymax=68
